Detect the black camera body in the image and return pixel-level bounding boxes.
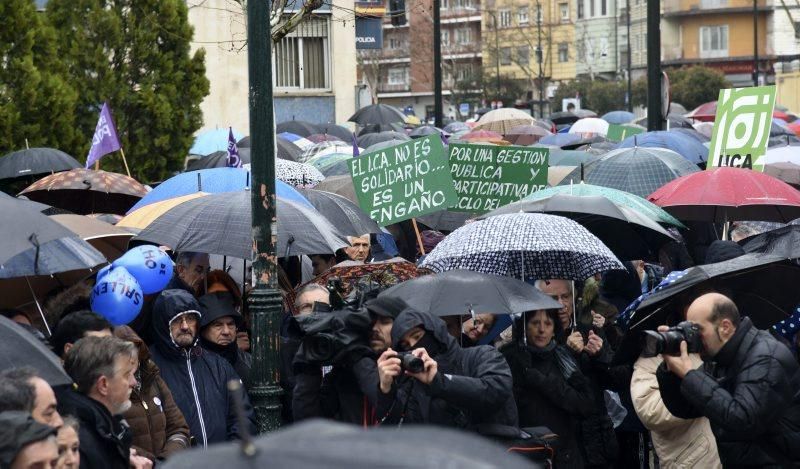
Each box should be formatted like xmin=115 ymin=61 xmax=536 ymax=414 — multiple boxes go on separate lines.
xmin=395 ymin=351 xmax=424 ymax=374
xmin=641 ymin=321 xmax=703 ymax=357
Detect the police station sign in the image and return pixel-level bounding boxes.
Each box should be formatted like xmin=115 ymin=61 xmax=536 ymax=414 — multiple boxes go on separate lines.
xmin=356 ymin=18 xmax=383 ymax=50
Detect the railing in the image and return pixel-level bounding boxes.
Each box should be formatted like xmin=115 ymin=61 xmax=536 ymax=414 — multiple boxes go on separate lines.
xmin=378 ymin=82 xmax=411 ymax=92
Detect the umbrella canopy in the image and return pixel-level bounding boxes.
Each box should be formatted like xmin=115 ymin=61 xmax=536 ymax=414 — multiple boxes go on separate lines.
xmin=19 ymin=168 xmax=148 ymax=215
xmin=357 ymin=131 xmax=410 ymax=149
xmin=185 ymin=151 xmax=228 ymax=171
xmin=668 ymin=128 xmax=710 ymax=144
xmin=276 ymin=137 xmax=303 ymax=161
xmin=634 ymin=113 xmax=695 ymax=129
xmin=0 ymin=148 xmax=81 ymax=181
xmin=301 ymin=258 xmax=420 ymax=298
xmin=189 ymin=128 xmax=245 ymax=155
xmin=0 ymin=316 xmax=72 ymax=386
xmin=549 ymin=149 xmax=599 ymax=167
xmin=569 ymin=118 xmax=610 ymax=137
xmin=134 ymin=191 xmax=348 ymax=259
xmin=648 ymin=167 xmax=800 ymax=223
xmin=577 ymin=140 xmax=617 ymax=156
xmin=742 ymin=224 xmax=800 ymax=258
xmin=50 ymin=214 xmax=134 ymax=261
xmin=473 ymin=108 xmax=536 ymax=134
xmin=276 ymin=120 xmax=319 ymax=138
xmin=315 ymin=123 xmax=354 ymax=142
xmin=601 ymin=111 xmax=636 ymax=124
xmin=306 ymin=134 xmax=345 ymax=144
xmin=617 ymin=131 xmax=708 ymax=164
xmin=459 ymin=129 xmax=504 ymax=142
xmin=574 ymin=109 xmax=597 ymax=118
xmin=763 ymin=145 xmax=800 ymax=185
xmin=306 ymin=153 xmax=351 ymax=172
xmin=416 ymin=210 xmax=475 ymax=232
xmin=318 ymin=159 xmax=353 ymax=177
xmin=300 ymin=142 xmax=358 ymax=162
xmin=409 ymin=125 xmax=446 ymax=139
xmin=505 ymin=124 xmax=551 ymax=138
xmin=481 ymin=195 xmax=676 ymax=260
xmin=585 ymin=147 xmax=700 ymax=198
xmin=357 ymin=124 xmax=404 ymax=137
xmin=627 ymin=254 xmax=800 ymax=330
xmin=118 ymin=193 xmax=208 ymax=230
xmin=685 ymin=101 xmax=717 ymax=122
xmin=380 ymin=269 xmax=562 ymax=317
xmin=693 ymin=122 xmax=715 ymax=138
xmin=276 ymin=159 xmax=325 ymax=188
xmin=548 ymin=111 xmax=580 ymax=125
xmin=297 ymin=189 xmax=381 ymax=236
xmin=128 ymin=168 xmax=310 ymax=212
xmin=547 ymin=166 xmax=579 ymax=186
xmin=313 ymin=175 xmax=356 ymax=203
xmin=349 ymin=104 xmax=406 ymax=126
xmin=278 ymin=132 xmax=314 ymax=150
xmin=419 ymin=213 xmax=624 ymax=280
xmin=443 ymin=122 xmax=471 ymax=134
xmin=539 ymin=133 xmax=583 ymax=147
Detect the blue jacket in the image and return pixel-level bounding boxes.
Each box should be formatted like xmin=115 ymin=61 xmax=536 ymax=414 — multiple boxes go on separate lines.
xmin=149 ymin=290 xmax=256 ymax=447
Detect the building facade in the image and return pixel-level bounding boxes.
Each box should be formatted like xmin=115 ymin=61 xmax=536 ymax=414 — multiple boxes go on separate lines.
xmin=575 ymin=0 xmax=619 ymax=79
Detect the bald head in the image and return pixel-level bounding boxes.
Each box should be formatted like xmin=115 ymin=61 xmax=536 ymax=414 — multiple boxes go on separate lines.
xmin=687 ymin=292 xmax=740 ymax=358
xmin=689 ymin=293 xmax=740 ymax=327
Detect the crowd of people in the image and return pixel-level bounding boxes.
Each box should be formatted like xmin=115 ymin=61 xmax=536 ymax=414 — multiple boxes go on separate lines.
xmin=2 ymin=227 xmax=800 ymax=469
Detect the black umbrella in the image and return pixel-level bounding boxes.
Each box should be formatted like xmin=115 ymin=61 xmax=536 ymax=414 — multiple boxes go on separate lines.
xmin=319 ymin=160 xmax=352 ymax=177
xmin=742 ymin=225 xmax=800 ymax=258
xmin=316 ymin=123 xmax=354 ymax=142
xmin=297 ymin=189 xmax=381 ymax=236
xmin=133 ymin=191 xmax=349 ymax=259
xmin=0 ymin=148 xmax=81 ymax=181
xmin=416 ymin=210 xmax=475 ymax=232
xmin=409 ymin=125 xmax=446 ymax=139
xmin=547 ymin=111 xmax=579 ymax=125
xmin=627 ymin=254 xmax=800 ymax=331
xmin=634 ymin=113 xmax=694 ymax=129
xmin=161 ymin=419 xmax=532 ymax=469
xmin=236 ymin=136 xmax=250 ymax=148
xmin=357 ymin=124 xmax=403 ymax=136
xmin=186 ymin=151 xmax=240 ymax=170
xmin=348 ymin=104 xmax=406 ymax=126
xmin=236 ymin=137 xmax=301 ymax=162
xmin=379 ymin=269 xmax=562 ymax=317
xmin=561 ymin=135 xmax=610 ymax=150
xmin=481 ymin=195 xmax=676 ymax=261
xmin=357 ymin=131 xmax=410 ymax=149
xmin=276 ymin=120 xmax=319 ymax=138
xmin=0 ymin=316 xmax=72 ymax=386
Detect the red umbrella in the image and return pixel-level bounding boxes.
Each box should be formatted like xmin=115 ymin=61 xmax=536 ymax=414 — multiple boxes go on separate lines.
xmin=647 ymin=167 xmax=800 ymax=222
xmin=685 ymin=101 xmax=717 ymax=122
xmin=461 ymin=129 xmax=503 ymax=140
xmin=787 ymin=122 xmax=800 ymax=136
xmin=774 ymin=110 xmax=792 ymax=122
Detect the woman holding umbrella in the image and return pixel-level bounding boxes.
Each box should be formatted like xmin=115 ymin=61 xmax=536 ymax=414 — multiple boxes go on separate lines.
xmin=500 ymin=309 xmax=596 ymax=469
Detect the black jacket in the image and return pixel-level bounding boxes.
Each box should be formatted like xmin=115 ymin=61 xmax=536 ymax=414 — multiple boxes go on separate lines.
xmin=376 ymin=310 xmax=518 ymax=429
xmin=657 ymin=317 xmax=800 ymax=467
xmin=56 ymin=389 xmax=131 ymax=469
xmin=149 ymin=289 xmax=256 ymax=447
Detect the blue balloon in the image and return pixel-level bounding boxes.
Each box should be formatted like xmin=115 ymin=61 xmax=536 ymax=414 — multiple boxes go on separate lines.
xmin=113 ymin=245 xmax=174 ymax=294
xmin=90 ymin=266 xmax=143 ymax=326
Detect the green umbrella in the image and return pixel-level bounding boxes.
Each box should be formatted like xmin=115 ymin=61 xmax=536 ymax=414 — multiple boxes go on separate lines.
xmin=525 ymin=183 xmax=685 ymax=228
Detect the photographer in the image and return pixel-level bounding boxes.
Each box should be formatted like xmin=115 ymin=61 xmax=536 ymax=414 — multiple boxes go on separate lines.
xmin=657 ymin=292 xmax=800 ymax=467
xmin=376 ymin=309 xmax=517 ymax=429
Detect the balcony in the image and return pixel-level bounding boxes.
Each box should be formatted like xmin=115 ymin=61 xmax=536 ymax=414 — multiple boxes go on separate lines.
xmin=663 ymin=0 xmax=771 ymax=16
xmin=382 ymin=47 xmax=410 ymax=59
xmin=378 ymin=82 xmax=411 ymax=93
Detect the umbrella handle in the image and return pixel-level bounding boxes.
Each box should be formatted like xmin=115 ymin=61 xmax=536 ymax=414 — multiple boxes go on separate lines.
xmin=25 ymin=276 xmax=52 ymax=337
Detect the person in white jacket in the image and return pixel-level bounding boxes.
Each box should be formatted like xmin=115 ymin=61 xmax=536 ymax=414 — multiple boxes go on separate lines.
xmin=631 ymin=355 xmax=722 ymax=469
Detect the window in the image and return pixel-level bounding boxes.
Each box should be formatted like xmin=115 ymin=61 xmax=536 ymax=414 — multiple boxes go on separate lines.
xmin=455 ymin=27 xmax=472 ymax=44
xmin=518 ymin=46 xmax=530 ymax=64
xmin=601 ymin=0 xmax=606 ymax=15
xmin=518 ymin=7 xmax=529 ymax=25
xmin=558 ymin=42 xmax=569 ymax=62
xmin=500 ymin=47 xmax=512 ymax=65
xmin=559 ymin=3 xmax=569 ymax=21
xmin=442 ymin=30 xmax=450 ymax=46
xmin=577 ymin=0 xmax=584 ymax=18
xmin=387 ymin=67 xmax=408 ymax=85
xmin=389 ymin=36 xmax=404 ymax=49
xmin=457 ymin=63 xmax=474 ymax=81
xmin=499 ymin=9 xmax=512 ymax=27
xmin=274 ymin=16 xmax=330 ymax=89
xmin=700 ymin=0 xmax=727 ymax=7
xmin=699 ymin=24 xmax=728 ymax=58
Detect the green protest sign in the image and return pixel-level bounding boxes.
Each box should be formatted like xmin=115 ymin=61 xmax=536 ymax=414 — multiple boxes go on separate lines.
xmin=708 ymin=85 xmax=776 ymax=171
xmin=349 ymin=135 xmax=457 ymax=226
xmin=606 ymin=124 xmax=645 ymax=142
xmin=448 ymin=143 xmax=549 ymax=213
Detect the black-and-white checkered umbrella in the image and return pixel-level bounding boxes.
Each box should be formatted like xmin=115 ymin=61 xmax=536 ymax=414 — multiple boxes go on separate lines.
xmin=276 ymin=159 xmax=325 ymax=188
xmin=419 ymin=213 xmax=624 ymax=280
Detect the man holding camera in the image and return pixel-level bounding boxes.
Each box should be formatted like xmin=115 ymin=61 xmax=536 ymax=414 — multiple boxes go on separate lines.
xmin=376 ymin=309 xmax=517 ymax=428
xmin=657 ymin=292 xmax=800 ymax=467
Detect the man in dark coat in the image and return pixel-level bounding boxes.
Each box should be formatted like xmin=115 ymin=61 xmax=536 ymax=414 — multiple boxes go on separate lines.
xmin=376 ymin=309 xmax=518 ymax=428
xmin=658 ymin=292 xmax=800 ymax=467
xmin=149 ymin=289 xmax=256 ymax=447
xmin=199 ymin=292 xmax=253 ymax=390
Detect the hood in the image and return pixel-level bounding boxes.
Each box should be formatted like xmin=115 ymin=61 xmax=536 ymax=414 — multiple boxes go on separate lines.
xmin=198 ymin=292 xmax=242 ymax=328
xmin=600 ymin=261 xmax=642 ymax=312
xmin=391 ymin=309 xmax=456 ymax=353
xmin=0 ymin=411 xmax=57 ymax=467
xmin=704 ymin=240 xmax=745 ymax=264
xmin=152 ymin=289 xmax=202 ymax=359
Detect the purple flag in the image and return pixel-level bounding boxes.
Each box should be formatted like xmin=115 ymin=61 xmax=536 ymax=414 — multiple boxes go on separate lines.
xmin=226 ymin=127 xmax=242 ymax=168
xmin=351 ymin=132 xmax=360 ymax=157
xmin=86 ymin=102 xmax=121 ymax=168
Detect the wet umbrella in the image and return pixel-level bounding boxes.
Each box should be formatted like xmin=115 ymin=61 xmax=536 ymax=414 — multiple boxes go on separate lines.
xmin=301 ymin=258 xmax=421 ymax=299
xmin=297 ymin=188 xmax=380 ymax=236
xmin=276 ymin=137 xmax=303 ymax=161
xmin=556 ymin=158 xmax=604 ymax=186
xmin=236 ymin=136 xmax=250 ymax=148
xmin=185 ymin=151 xmax=229 ymax=171
xmin=315 ymin=123 xmax=354 ymax=142
xmin=668 ymin=127 xmax=710 ymax=144
xmin=365 ymin=140 xmax=408 ymax=153
xmin=548 ymin=111 xmax=580 ymax=125
xmin=763 ymin=145 xmax=800 ymax=185
xmin=357 ymin=131 xmax=410 ymax=149
xmin=685 ymin=101 xmax=717 ymax=122
xmin=626 ymin=254 xmax=800 ymax=330
xmin=276 ymin=120 xmax=319 ymax=138
xmin=547 ymin=166 xmax=578 ymax=186
xmin=443 ymin=122 xmax=470 ymax=134
xmin=458 ymin=129 xmax=504 ymax=142
xmin=134 ymin=191 xmax=348 ymax=259
xmin=416 ymin=210 xmax=476 ymax=232
xmin=300 ymin=142 xmax=357 ymax=162
xmin=0 ymin=316 xmax=72 ymax=386
xmin=19 ymin=168 xmax=148 ymax=215
xmin=601 ymin=111 xmax=636 ymax=124
xmin=549 ymin=149 xmax=599 ymax=167
xmin=670 ymin=102 xmax=688 ymax=115
xmin=0 ymin=148 xmax=81 ymax=181
xmin=278 ymin=132 xmax=314 ymax=150
xmin=648 ymin=166 xmax=800 ymax=223
xmin=473 ymin=108 xmax=536 ymax=134
xmin=693 ymin=122 xmax=715 ymax=138
xmin=617 ymin=131 xmax=708 ymax=164
xmin=577 ymin=141 xmax=617 ymax=156
xmin=574 ymin=109 xmax=597 ymax=118
xmin=419 ymin=213 xmax=624 ymax=280
xmin=357 ymin=124 xmax=403 ymax=137
xmin=348 ymin=104 xmax=406 ymax=126
xmin=634 ymin=113 xmax=695 ymax=129
xmin=50 ymin=214 xmax=134 ymax=261
xmin=569 ymin=118 xmax=609 ymax=137
xmin=503 ymin=125 xmax=551 ymax=146
xmin=380 ymin=269 xmax=562 ymax=317
xmin=409 ymin=125 xmax=446 ymax=139
xmin=276 ymin=159 xmax=325 ymax=188
xmin=585 ymin=147 xmax=700 ymax=198
xmin=189 ymin=128 xmax=245 ymax=155
xmin=313 ymin=175 xmax=356 ymax=203
xmin=539 ymin=133 xmax=583 ymax=147
xmin=306 ymin=134 xmax=345 ymax=144
xmin=306 ymin=153 xmax=351 ymax=172
xmin=742 ymin=225 xmax=800 ymax=258
xmin=319 ymin=159 xmax=354 ymax=177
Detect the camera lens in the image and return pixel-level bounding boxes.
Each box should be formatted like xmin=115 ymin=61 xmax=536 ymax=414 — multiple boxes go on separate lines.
xmin=641 ymin=331 xmax=666 ymax=358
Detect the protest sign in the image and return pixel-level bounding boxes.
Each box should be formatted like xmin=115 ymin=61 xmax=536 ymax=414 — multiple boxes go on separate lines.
xmin=708 ymin=85 xmax=776 ymax=171
xmin=448 ymin=143 xmax=549 ymax=213
xmin=349 ymin=135 xmax=457 ymax=226
xmin=606 ymin=124 xmax=644 ymax=142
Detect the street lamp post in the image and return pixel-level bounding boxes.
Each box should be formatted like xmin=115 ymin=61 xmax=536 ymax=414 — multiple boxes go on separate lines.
xmin=626 ymin=0 xmax=632 ymax=112
xmin=646 ymin=0 xmax=663 ymax=131
xmin=492 ymin=12 xmax=500 ymax=99
xmin=434 ymin=0 xmax=444 ymax=127
xmin=246 ymin=0 xmax=284 ymax=432
xmin=753 ymin=0 xmax=759 ymax=86
xmin=536 ymin=2 xmax=544 ymax=118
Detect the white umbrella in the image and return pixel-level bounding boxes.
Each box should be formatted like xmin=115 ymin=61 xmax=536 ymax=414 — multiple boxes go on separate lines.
xmin=473 ymin=108 xmax=536 ymax=134
xmin=763 ymin=145 xmax=800 ymax=185
xmin=568 ymin=118 xmax=610 ymax=137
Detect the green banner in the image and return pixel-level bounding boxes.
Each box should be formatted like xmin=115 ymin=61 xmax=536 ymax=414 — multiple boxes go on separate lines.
xmin=606 ymin=124 xmax=645 ymax=142
xmin=448 ymin=143 xmax=549 ymax=213
xmin=708 ymin=85 xmax=777 ymax=171
xmin=349 ymin=135 xmax=457 ymax=226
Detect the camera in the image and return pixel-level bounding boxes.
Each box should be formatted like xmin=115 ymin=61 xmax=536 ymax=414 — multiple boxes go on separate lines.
xmin=395 ymin=351 xmax=424 ymax=374
xmin=641 ymin=321 xmax=703 ymax=357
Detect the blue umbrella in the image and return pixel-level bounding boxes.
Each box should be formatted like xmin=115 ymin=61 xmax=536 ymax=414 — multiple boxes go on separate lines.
xmin=617 ymin=131 xmax=708 ymax=165
xmin=126 ymin=167 xmax=311 ymax=213
xmin=601 ymin=111 xmax=635 ymax=124
xmin=189 ymin=128 xmax=245 ymax=155
xmin=539 ymin=133 xmax=582 ymax=147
